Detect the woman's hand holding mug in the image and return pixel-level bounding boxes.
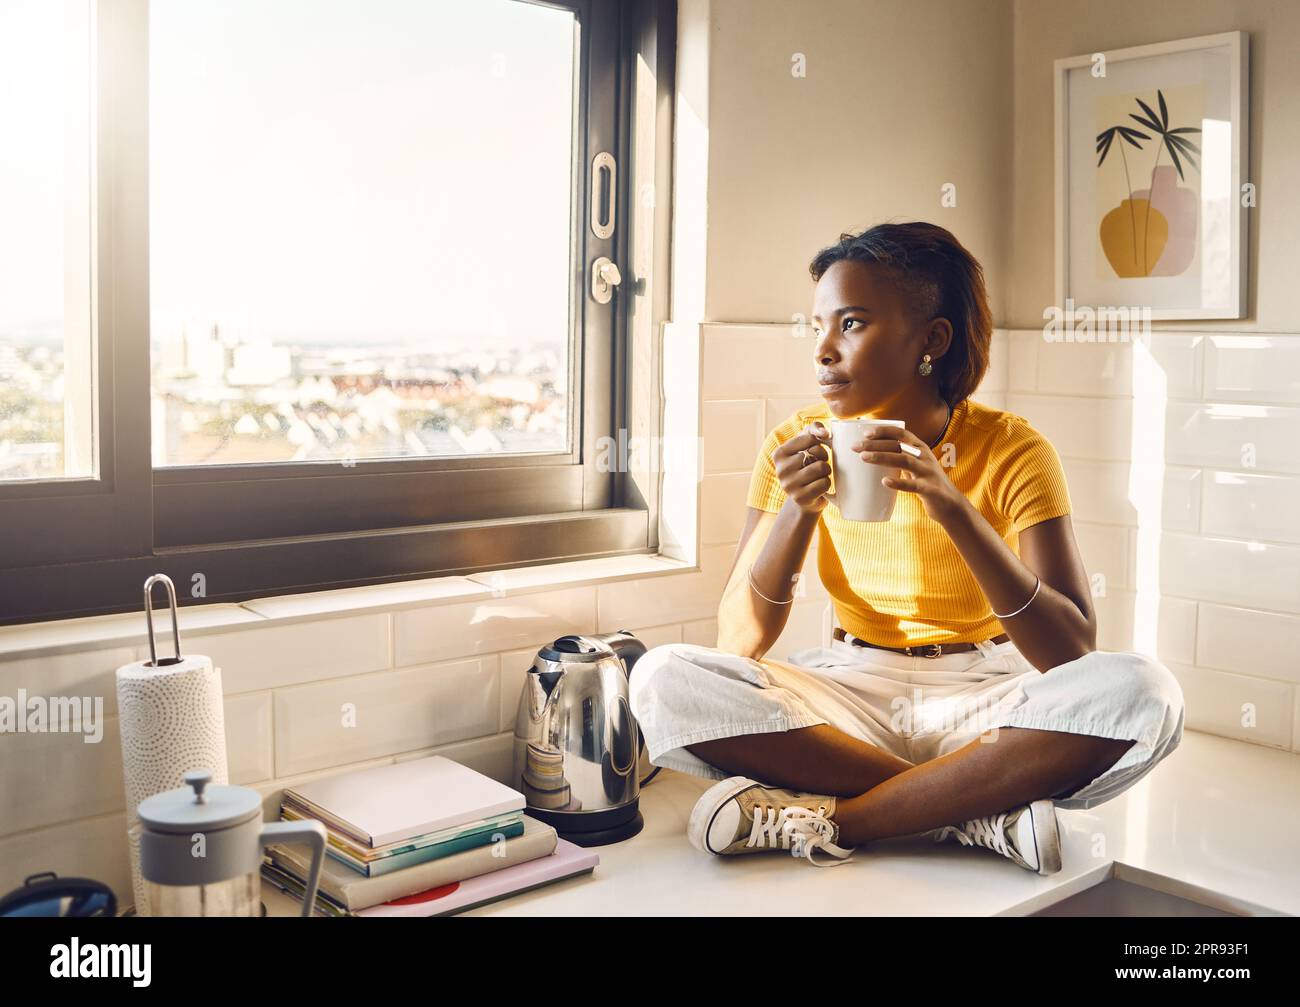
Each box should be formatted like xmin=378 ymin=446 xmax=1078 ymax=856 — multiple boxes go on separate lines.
xmin=773 ymin=423 xmax=834 ymax=514
xmin=854 ymin=424 xmax=965 ymax=523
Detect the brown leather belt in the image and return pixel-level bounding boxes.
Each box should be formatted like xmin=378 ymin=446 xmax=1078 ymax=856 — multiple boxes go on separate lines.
xmin=833 ymin=625 xmax=1011 ymax=658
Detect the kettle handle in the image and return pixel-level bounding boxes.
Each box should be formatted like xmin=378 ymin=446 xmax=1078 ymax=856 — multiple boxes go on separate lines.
xmin=597 ymin=630 xmax=660 ymax=786
xmin=262 ymin=819 xmax=328 ymax=918
xmin=600 ymin=629 xmax=647 ymax=676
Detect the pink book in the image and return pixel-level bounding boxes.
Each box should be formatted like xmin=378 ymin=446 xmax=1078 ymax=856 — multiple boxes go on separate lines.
xmin=355 ymin=837 xmax=599 ymax=917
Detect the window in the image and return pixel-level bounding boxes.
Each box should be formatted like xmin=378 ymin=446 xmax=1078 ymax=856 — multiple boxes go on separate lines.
xmin=149 ymin=0 xmax=574 ymax=467
xmin=0 ymin=0 xmax=677 ymax=624
xmin=0 ymin=0 xmax=96 ymax=483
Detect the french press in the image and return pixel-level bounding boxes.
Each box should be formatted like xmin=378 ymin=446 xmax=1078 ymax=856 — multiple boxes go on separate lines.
xmin=137 ymin=769 xmax=328 ymax=917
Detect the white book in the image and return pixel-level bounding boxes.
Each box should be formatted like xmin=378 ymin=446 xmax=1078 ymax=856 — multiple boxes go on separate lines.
xmin=284 ymin=755 xmax=526 ymax=848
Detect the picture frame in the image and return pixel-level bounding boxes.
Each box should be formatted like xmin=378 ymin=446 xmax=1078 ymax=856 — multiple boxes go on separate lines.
xmin=1054 ymin=31 xmax=1249 ymax=320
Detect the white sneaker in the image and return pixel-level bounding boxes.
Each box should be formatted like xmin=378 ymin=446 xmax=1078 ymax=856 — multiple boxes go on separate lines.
xmin=687 ymin=776 xmax=855 ymax=866
xmin=931 ymin=799 xmax=1062 ymax=875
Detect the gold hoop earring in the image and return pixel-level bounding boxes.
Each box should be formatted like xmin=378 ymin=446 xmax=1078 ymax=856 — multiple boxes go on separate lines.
xmin=918 ymin=353 xmax=933 ymax=377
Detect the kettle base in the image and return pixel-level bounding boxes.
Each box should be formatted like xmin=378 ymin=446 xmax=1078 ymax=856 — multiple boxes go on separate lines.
xmin=527 ymin=800 xmax=645 ymax=848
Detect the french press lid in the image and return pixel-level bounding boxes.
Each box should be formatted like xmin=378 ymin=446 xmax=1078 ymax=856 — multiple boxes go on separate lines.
xmin=137 ymin=770 xmax=262 ymax=835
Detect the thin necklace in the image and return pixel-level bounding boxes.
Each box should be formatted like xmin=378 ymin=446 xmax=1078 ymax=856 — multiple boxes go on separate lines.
xmin=927 ymin=401 xmax=953 ymax=450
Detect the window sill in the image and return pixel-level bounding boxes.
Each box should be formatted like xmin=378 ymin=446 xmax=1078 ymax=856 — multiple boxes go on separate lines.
xmin=0 ymin=552 xmax=698 ymax=663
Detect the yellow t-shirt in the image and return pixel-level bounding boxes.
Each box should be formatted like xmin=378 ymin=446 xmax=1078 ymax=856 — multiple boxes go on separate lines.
xmin=745 ymin=397 xmax=1073 ymax=647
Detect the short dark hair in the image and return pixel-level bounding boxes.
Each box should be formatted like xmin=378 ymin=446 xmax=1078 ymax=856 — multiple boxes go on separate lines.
xmin=808 ymin=222 xmax=992 ymax=406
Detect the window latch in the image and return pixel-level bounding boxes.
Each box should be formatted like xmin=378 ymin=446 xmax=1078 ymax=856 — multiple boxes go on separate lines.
xmin=591 ymin=257 xmax=622 ymax=304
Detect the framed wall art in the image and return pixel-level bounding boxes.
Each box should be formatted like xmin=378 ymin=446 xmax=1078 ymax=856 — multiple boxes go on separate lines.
xmin=1055 ymin=31 xmax=1249 ymax=320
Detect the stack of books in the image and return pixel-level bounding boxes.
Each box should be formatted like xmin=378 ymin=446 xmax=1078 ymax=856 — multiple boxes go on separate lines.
xmin=261 ymin=755 xmax=598 ymax=916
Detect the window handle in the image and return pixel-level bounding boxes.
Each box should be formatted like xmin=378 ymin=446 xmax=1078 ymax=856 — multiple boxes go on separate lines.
xmin=590 ymin=151 xmax=616 ymax=239
xmin=591 ymin=256 xmax=622 ymax=304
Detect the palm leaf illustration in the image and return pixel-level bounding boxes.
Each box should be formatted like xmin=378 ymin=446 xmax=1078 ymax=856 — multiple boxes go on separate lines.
xmin=1096 ymin=124 xmax=1150 ymax=264
xmin=1097 ymin=125 xmax=1150 ymax=165
xmin=1129 ymin=97 xmax=1163 ymax=133
xmin=1129 ymin=88 xmax=1202 ymax=182
xmin=1124 ymin=89 xmax=1203 ymax=272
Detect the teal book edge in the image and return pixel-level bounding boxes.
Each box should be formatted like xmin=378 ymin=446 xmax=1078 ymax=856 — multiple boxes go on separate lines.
xmin=283 ymin=803 xmax=524 ymax=856
xmin=328 ymin=818 xmax=527 ymax=877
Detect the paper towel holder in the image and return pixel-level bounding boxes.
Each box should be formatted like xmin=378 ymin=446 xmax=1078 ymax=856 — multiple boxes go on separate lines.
xmin=142 ymin=573 xmax=184 ymax=668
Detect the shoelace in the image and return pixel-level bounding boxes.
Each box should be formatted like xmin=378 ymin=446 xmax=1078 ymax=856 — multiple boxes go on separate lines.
xmin=932 ymin=812 xmax=1011 ymax=858
xmin=748 ymin=804 xmax=855 ymax=866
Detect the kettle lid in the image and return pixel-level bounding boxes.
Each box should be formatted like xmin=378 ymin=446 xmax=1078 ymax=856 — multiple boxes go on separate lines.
xmin=537 ymin=634 xmax=614 ymax=664
xmin=137 ymin=769 xmax=262 ymax=834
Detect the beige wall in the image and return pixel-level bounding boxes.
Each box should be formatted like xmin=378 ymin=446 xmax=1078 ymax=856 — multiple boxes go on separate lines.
xmin=1010 ymin=0 xmax=1300 ymax=329
xmin=701 ymin=0 xmax=1300 ymax=331
xmin=702 ymin=0 xmax=1014 ymax=325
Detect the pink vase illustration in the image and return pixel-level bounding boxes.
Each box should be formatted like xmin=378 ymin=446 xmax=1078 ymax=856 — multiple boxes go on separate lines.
xmin=1133 ymin=164 xmax=1197 ymax=276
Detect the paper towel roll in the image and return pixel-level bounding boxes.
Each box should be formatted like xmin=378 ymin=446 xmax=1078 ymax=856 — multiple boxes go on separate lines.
xmin=116 ymin=654 xmax=228 ymax=915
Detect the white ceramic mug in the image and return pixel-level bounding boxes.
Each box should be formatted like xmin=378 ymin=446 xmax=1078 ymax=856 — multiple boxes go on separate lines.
xmin=825 ymin=418 xmax=906 ymax=521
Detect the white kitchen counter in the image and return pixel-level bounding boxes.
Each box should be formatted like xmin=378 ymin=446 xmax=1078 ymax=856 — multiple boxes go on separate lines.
xmin=263 ymin=729 xmax=1299 ymax=917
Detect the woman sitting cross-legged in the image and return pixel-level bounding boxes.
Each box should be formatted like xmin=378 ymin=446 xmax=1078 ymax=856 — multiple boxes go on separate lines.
xmin=629 ymin=221 xmax=1185 ymax=874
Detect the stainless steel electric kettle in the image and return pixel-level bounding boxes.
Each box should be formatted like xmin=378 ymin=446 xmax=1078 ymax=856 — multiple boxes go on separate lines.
xmin=511 ymin=630 xmax=653 ymax=846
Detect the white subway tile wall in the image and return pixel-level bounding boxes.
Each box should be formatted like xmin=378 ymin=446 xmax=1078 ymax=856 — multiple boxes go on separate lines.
xmin=1204 ymin=335 xmax=1300 ymax=404
xmin=1164 ymin=663 xmax=1294 ymax=750
xmin=3 ymin=324 xmax=1297 ymax=906
xmin=701 ymin=471 xmax=751 ymax=544
xmin=702 ymin=399 xmax=765 ymax=474
xmin=0 ymin=648 xmax=135 ymax=718
xmin=177 ymin=614 xmax=393 ymax=694
xmin=1008 ymin=328 xmax=1300 ymax=754
xmin=394 ymin=587 xmax=596 ymax=668
xmin=271 ymin=656 xmax=500 ymax=777
xmin=225 ymin=692 xmax=274 ymax=785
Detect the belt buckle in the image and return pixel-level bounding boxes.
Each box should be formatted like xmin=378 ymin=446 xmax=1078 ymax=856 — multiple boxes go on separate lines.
xmin=907 ymin=643 xmax=944 ymax=659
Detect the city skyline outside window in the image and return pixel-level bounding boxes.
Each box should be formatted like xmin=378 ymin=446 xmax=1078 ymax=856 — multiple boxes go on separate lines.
xmin=0 ymin=0 xmax=581 ymax=479
xmin=150 ymin=0 xmax=578 ymax=466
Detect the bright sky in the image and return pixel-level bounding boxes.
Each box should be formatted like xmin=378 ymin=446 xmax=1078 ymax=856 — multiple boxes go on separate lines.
xmin=2 ymin=0 xmax=576 ymax=350
xmin=0 ymin=0 xmax=74 ymax=336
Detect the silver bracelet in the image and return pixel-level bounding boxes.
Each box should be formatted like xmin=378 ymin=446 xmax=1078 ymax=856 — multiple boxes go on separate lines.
xmin=748 ymin=567 xmax=797 ymax=606
xmin=992 ymin=575 xmax=1040 ymax=619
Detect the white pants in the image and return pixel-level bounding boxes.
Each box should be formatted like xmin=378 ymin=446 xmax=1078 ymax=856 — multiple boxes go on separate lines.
xmin=628 ymin=636 xmax=1186 ymax=810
